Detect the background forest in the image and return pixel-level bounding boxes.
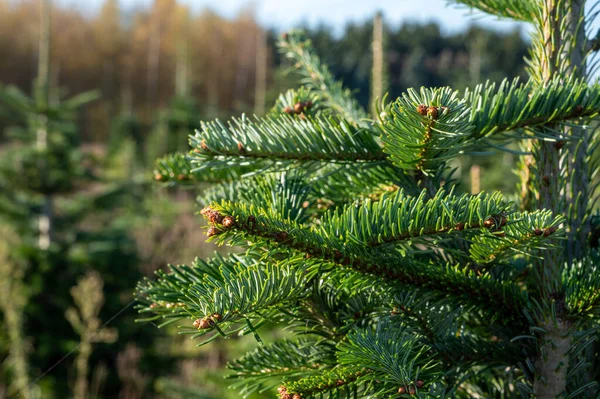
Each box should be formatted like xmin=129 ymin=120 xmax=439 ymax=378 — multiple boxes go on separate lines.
xmin=0 ymin=0 xmax=531 ymax=397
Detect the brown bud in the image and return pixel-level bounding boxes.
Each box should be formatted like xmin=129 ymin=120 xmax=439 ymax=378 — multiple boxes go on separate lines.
xmin=211 ymin=313 xmax=223 ymax=322
xmin=149 ymin=303 xmax=158 ymax=309
xmin=294 ymin=102 xmax=304 ymax=114
xmin=408 ymin=385 xmax=416 ymax=395
xmin=283 ymin=106 xmax=294 ymax=115
xmin=574 ymin=104 xmax=584 ymax=114
xmin=194 ymin=148 xmax=201 ymax=153
xmin=222 ymin=216 xmax=235 ymax=228
xmin=336 ymin=380 xmax=344 ymax=386
xmin=274 ymin=231 xmax=289 ymax=242
xmin=415 ymin=380 xmax=424 ymax=388
xmin=534 ymin=228 xmax=543 ymax=236
xmin=207 ymin=211 xmax=224 ymax=224
xmin=398 ymin=386 xmax=407 ymax=394
xmin=555 ymin=140 xmax=565 ymax=150
xmin=391 ymin=307 xmax=399 ymax=315
xmin=201 ymin=140 xmax=208 ymax=150
xmin=247 ymin=215 xmax=256 ymax=224
xmin=427 ymin=106 xmax=438 ymax=119
xmin=441 ymin=106 xmax=450 ymax=114
xmin=177 ymin=174 xmax=186 ymax=181
xmin=455 ymin=222 xmax=465 ymax=231
xmin=154 ymin=173 xmax=164 ymax=181
xmin=193 ymin=318 xmax=202 ymax=329
xmin=304 ymin=100 xmax=313 ymax=108
xmin=200 ymin=206 xmax=212 ymax=216
xmin=237 ymin=141 xmax=245 ymax=152
xmin=543 ymin=226 xmax=557 ymax=237
xmin=416 ymin=104 xmax=428 ymax=115
xmin=302 ymin=201 xmax=310 ymax=208
xmin=207 ymin=226 xmax=221 ymax=237
xmin=199 ymin=318 xmax=213 ymax=329
xmin=292 ymin=395 xmax=302 ymax=399
xmin=483 ymin=218 xmax=495 ymax=228
xmin=277 ymin=387 xmax=287 ymax=394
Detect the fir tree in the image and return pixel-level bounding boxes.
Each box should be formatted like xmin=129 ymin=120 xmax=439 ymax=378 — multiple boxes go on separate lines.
xmin=137 ymin=1 xmax=600 ymax=397
xmin=0 ymin=1 xmax=147 ymax=395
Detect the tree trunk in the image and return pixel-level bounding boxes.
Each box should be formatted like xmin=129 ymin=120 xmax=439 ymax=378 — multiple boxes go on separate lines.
xmin=254 ymin=30 xmax=267 ymax=116
xmin=371 ymin=11 xmax=384 ymax=116
xmin=37 ymin=0 xmax=52 ymax=250
xmin=532 ymin=1 xmax=587 ymax=397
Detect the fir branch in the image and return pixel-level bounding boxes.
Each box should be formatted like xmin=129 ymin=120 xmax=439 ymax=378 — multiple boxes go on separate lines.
xmin=448 ymin=0 xmax=539 ymax=22
xmin=469 ymin=211 xmax=564 ymax=265
xmin=564 ymin=255 xmax=600 ymax=318
xmin=188 ymin=115 xmax=385 ymax=170
xmin=278 ymin=31 xmax=369 ymax=127
xmin=281 ymin=366 xmax=369 ymax=399
xmin=204 ymin=200 xmax=529 ymax=317
xmin=380 ymin=87 xmax=475 ymax=173
xmin=153 ymin=152 xmax=260 ymax=184
xmin=199 ymin=172 xmax=313 ymax=224
xmin=269 ymin=88 xmax=326 ymax=119
xmin=319 ymin=189 xmax=510 ymax=247
xmin=336 ymin=321 xmax=440 ymax=395
xmin=466 ymin=77 xmax=600 ymax=139
xmin=136 ymin=255 xmax=310 ymax=338
xmin=228 ymin=338 xmax=334 ymax=397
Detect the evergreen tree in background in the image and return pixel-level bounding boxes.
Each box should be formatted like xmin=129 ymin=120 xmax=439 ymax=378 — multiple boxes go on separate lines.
xmin=0 ymin=0 xmax=151 ymax=396
xmin=133 ymin=0 xmax=599 ymax=397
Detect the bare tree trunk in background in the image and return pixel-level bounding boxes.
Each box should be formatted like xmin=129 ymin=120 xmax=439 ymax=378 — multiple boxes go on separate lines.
xmin=175 ymin=14 xmax=189 ymax=98
xmin=147 ymin=22 xmax=161 ymax=111
xmin=37 ymin=0 xmax=52 ymax=250
xmin=254 ymin=30 xmax=267 ymax=116
xmin=175 ymin=38 xmax=189 ymax=97
xmin=371 ymin=11 xmax=384 ymax=117
xmin=469 ymin=164 xmax=480 ymax=194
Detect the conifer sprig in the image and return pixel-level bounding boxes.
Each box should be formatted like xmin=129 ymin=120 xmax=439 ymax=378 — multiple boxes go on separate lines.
xmin=137 ymin=255 xmax=310 ymax=337
xmin=188 ymin=115 xmax=385 ymax=170
xmin=319 ymin=189 xmax=510 ymax=246
xmin=336 ymin=322 xmax=440 ymax=396
xmin=153 ymin=152 xmax=261 ymax=184
xmin=469 ymin=211 xmax=563 ymax=265
xmin=380 ymin=87 xmax=474 ymax=172
xmin=228 ymin=339 xmax=335 ymax=397
xmin=278 ymin=31 xmax=368 ymax=127
xmin=202 ymin=198 xmax=531 ymax=317
xmin=449 ymin=0 xmax=539 ymax=22
xmin=465 ymin=77 xmax=600 ymax=138
xmin=564 ymin=256 xmax=600 ymax=318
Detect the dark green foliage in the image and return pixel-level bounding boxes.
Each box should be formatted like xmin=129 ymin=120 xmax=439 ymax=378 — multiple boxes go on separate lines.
xmin=0 ymin=82 xmax=155 ymax=396
xmin=137 ymin=9 xmax=600 ymax=399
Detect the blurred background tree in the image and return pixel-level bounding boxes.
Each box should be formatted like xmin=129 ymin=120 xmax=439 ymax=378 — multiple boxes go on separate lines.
xmin=0 ymin=0 xmax=532 ymax=397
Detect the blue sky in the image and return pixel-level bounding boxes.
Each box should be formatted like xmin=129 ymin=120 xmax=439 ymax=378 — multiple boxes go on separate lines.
xmin=61 ymin=0 xmax=529 ymax=33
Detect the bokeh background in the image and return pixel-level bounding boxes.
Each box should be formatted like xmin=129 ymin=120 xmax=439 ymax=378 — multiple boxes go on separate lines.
xmin=0 ymin=0 xmax=551 ymax=398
